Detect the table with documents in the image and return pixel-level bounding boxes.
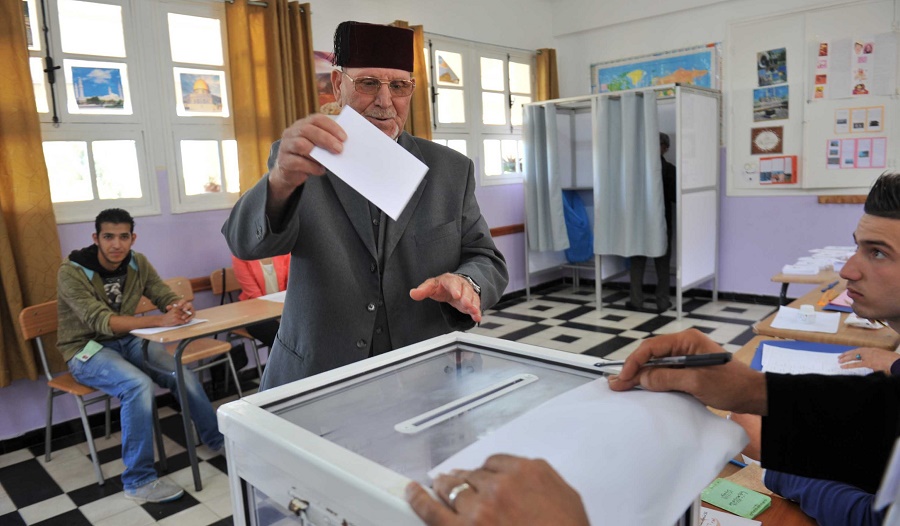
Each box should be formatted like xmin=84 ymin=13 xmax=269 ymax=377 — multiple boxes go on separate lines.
xmin=132 ymin=297 xmax=284 ymax=491
xmin=754 ymin=281 xmax=900 ymax=350
xmin=770 ymin=269 xmax=840 ymax=305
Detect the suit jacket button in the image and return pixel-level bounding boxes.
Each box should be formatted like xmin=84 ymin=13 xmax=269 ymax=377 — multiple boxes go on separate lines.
xmin=356 ymin=339 xmax=367 ymax=348
xmin=367 ymin=303 xmax=376 ymax=312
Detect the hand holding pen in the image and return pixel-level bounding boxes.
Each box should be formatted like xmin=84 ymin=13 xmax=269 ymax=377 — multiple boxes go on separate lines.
xmin=167 ymin=298 xmax=194 ymax=325
xmin=608 ymin=329 xmax=768 ymax=415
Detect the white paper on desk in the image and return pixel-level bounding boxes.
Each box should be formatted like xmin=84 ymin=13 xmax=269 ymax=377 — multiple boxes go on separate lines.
xmin=258 ymin=290 xmax=286 ymax=303
xmin=770 ymin=306 xmax=841 ymax=333
xmin=309 ymin=106 xmax=428 ymax=221
xmin=428 ymin=378 xmax=747 ymax=526
xmin=700 ymin=507 xmax=760 ymax=526
xmin=760 ymin=344 xmax=873 ymax=376
xmin=131 ymin=318 xmax=207 ymax=335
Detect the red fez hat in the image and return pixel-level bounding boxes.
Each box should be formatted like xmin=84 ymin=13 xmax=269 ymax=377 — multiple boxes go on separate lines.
xmin=332 ymin=21 xmax=414 ymax=72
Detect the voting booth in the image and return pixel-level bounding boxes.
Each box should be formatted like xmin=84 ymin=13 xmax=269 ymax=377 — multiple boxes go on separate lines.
xmin=218 ymin=332 xmax=742 ymax=526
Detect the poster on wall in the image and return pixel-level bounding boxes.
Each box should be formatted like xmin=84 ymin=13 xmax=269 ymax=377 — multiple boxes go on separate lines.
xmin=759 ymin=155 xmax=798 ymax=184
xmin=812 ymin=34 xmax=896 ymax=100
xmin=590 ymin=43 xmax=720 ymax=94
xmin=757 ymin=47 xmax=787 ymax=86
xmin=315 ymin=51 xmax=340 ymax=114
xmin=827 ymin=137 xmax=887 ymax=169
xmin=751 ymin=126 xmax=783 ymax=154
xmin=752 ymin=85 xmax=789 ymax=122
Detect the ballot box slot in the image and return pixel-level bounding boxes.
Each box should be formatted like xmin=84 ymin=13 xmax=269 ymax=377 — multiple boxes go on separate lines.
xmin=394 ymin=373 xmax=538 ymax=434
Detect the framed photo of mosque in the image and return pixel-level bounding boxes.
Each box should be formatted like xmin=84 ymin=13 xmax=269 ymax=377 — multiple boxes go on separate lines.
xmin=173 ymin=67 xmax=229 ymax=117
xmin=64 ymin=59 xmax=132 ymax=115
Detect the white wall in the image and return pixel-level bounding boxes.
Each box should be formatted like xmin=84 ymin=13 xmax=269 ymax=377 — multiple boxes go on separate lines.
xmin=551 ymin=0 xmax=874 ymax=98
xmin=309 ymin=0 xmax=555 ymax=51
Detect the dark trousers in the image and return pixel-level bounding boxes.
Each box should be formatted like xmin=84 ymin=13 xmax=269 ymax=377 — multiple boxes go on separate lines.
xmin=245 ymin=320 xmax=279 ymax=349
xmin=630 ymin=210 xmax=673 ymax=308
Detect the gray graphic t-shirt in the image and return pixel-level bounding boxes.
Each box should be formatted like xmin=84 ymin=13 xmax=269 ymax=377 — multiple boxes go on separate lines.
xmin=103 ymin=275 xmax=127 ymax=311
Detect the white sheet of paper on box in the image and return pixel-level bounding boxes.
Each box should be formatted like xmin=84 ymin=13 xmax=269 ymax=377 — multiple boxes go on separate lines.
xmin=309 ymin=106 xmax=428 ymax=221
xmin=429 ymin=378 xmax=746 ymax=526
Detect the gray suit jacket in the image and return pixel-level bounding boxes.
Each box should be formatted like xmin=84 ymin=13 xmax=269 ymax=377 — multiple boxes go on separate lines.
xmin=222 ymin=132 xmax=508 ymax=388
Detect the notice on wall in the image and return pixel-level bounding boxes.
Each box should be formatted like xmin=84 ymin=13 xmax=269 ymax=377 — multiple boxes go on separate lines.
xmin=759 ymin=155 xmax=798 ymax=185
xmin=751 ymin=126 xmax=784 ymax=154
xmin=827 ymin=137 xmax=887 ymax=169
xmin=810 ymin=34 xmax=897 ymax=100
xmin=834 ymin=106 xmax=886 ymax=134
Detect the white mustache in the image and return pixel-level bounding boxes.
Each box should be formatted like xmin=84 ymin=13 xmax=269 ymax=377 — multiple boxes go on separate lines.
xmin=364 ymin=110 xmax=397 ymax=120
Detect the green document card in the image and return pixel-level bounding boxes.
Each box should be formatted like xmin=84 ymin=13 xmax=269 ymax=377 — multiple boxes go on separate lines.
xmin=76 ymin=340 xmax=104 ymax=363
xmin=701 ymin=478 xmax=771 ymax=519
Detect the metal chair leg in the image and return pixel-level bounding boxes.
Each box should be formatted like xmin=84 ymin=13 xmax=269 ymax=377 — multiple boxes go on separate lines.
xmin=104 ymin=398 xmax=111 ymax=439
xmin=76 ymin=395 xmax=105 ymax=486
xmin=151 ymin=396 xmax=168 ymax=472
xmin=44 ymin=389 xmax=55 ymax=462
xmin=225 ymin=354 xmax=243 ymax=398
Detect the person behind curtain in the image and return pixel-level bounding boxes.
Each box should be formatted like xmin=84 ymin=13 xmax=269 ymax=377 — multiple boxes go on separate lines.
xmin=57 ymin=208 xmax=223 ymax=504
xmin=628 ymin=132 xmax=676 ymax=313
xmin=231 ymin=254 xmax=290 ymax=348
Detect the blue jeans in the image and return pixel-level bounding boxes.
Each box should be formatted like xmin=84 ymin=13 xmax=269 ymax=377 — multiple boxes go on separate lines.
xmin=68 ymin=335 xmax=224 ymax=490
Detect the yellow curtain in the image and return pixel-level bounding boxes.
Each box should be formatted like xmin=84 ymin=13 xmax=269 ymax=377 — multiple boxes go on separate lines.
xmin=226 ymin=0 xmax=317 ymax=195
xmin=0 ymin=0 xmax=63 ymax=386
xmin=536 ymin=48 xmax=560 ymax=102
xmin=392 ymin=20 xmax=432 ymax=140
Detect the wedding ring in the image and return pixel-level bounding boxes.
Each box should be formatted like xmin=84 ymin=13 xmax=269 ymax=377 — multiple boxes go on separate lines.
xmin=447 ymin=482 xmax=472 ymax=511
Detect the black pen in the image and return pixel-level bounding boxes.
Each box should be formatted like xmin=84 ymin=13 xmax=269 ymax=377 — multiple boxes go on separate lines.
xmin=821 ymin=280 xmax=839 ymax=292
xmin=593 ymin=353 xmax=732 ymax=369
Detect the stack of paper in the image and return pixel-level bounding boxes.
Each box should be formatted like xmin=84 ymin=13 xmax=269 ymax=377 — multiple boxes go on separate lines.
xmin=760 ymin=344 xmax=872 ymax=375
xmin=770 ymin=306 xmax=841 ymax=333
xmin=781 ymin=264 xmax=819 ymax=275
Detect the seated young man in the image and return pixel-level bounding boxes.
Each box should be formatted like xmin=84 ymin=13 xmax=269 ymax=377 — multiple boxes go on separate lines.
xmin=57 ymin=208 xmax=224 ymax=503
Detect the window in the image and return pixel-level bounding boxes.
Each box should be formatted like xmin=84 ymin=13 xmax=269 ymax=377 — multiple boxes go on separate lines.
xmin=425 ymin=36 xmax=534 ymax=186
xmin=26 ymin=0 xmax=235 ymax=223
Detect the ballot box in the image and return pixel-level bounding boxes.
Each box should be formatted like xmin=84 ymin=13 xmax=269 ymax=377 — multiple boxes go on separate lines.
xmin=218 ymin=332 xmax=700 ymax=526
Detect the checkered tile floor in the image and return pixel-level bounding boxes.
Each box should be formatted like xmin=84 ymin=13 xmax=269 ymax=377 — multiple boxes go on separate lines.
xmin=0 ymin=284 xmax=776 ymax=526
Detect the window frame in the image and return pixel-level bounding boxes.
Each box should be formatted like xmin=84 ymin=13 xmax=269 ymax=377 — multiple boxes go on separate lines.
xmin=28 ymin=0 xmax=235 ymax=223
xmin=426 ymin=35 xmax=535 ymax=187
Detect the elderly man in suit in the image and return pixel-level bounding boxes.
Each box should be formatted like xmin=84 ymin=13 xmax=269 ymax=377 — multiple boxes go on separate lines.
xmin=223 ymin=21 xmax=508 ymax=389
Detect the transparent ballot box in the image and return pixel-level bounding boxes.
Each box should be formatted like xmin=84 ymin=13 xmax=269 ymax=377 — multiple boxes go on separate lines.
xmin=218 ymin=332 xmax=700 ymax=526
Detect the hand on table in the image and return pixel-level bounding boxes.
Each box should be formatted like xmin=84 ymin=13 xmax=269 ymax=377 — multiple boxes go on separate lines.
xmin=838 ymin=347 xmax=900 ymax=374
xmin=410 ymin=273 xmax=481 ymax=323
xmin=405 ymin=454 xmax=589 ymax=526
xmin=161 ymin=299 xmax=194 ymax=326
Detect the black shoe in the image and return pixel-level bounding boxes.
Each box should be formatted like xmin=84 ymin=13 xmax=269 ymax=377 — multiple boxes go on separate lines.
xmin=625 ymin=301 xmax=645 ymax=311
xmin=655 ymin=300 xmax=672 ymax=314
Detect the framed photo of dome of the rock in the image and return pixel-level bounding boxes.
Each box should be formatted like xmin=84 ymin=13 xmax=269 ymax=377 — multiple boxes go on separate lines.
xmin=591 ymin=44 xmax=721 ymax=96
xmin=174 ymin=67 xmax=229 ymax=117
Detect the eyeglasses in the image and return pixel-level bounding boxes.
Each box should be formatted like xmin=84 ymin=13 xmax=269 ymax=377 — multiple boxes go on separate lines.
xmin=342 ymin=72 xmax=416 ymax=97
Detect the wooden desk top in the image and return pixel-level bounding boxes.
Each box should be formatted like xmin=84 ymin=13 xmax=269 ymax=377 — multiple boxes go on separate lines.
xmin=701 ymin=335 xmax=817 ymax=525
xmin=132 ymin=298 xmax=284 ymax=344
xmin=754 ymin=281 xmax=900 ymax=350
xmin=770 ymin=269 xmax=840 ymax=285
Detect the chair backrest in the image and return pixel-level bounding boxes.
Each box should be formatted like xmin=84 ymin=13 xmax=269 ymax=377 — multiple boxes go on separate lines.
xmin=163 ymin=276 xmax=194 ymax=302
xmin=135 ymin=277 xmax=194 ymax=315
xmin=209 ymin=267 xmax=242 ymax=304
xmin=18 ymin=300 xmax=59 ymax=381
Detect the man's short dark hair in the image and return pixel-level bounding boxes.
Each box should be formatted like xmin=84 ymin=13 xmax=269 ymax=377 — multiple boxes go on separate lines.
xmin=659 ymin=132 xmax=670 ymax=149
xmin=864 ymin=172 xmax=900 ymax=220
xmin=95 ymin=208 xmax=135 ymax=234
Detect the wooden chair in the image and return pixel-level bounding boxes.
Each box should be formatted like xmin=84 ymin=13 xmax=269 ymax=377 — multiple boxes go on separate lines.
xmin=140 ymin=277 xmax=242 ymax=397
xmin=18 ymin=301 xmax=167 ymax=486
xmin=209 ymin=267 xmax=267 ymax=380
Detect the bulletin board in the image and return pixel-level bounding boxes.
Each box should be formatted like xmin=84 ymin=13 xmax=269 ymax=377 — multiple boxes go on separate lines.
xmin=726 ymin=0 xmax=899 ymax=197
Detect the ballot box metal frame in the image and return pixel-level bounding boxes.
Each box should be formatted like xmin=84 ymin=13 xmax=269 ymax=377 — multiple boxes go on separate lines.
xmin=219 ymin=331 xmax=700 ymax=526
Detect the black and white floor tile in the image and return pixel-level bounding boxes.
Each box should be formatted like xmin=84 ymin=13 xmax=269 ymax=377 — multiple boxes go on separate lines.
xmin=0 ymin=284 xmax=776 ymax=526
